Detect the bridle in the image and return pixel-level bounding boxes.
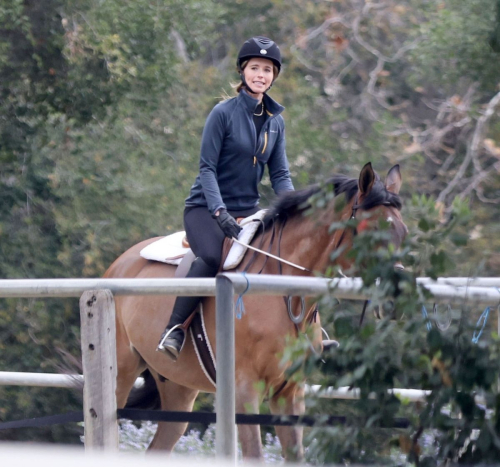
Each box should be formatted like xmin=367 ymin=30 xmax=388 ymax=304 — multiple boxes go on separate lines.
xmin=331 ymin=194 xmax=361 ymax=253
xmin=240 ymin=194 xmax=363 ymax=275
xmin=238 ymin=193 xmax=368 ymax=325
xmin=238 ymin=194 xmax=364 ymax=398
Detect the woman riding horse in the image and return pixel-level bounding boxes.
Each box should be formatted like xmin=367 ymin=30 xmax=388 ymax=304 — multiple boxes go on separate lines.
xmin=157 ymin=36 xmax=294 ymax=361
xmin=106 ymin=162 xmax=406 ymax=460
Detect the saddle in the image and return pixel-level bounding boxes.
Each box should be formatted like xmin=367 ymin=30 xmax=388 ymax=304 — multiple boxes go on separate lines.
xmin=141 ymin=210 xmax=267 ymax=386
xmin=139 ymin=209 xmax=267 ymax=271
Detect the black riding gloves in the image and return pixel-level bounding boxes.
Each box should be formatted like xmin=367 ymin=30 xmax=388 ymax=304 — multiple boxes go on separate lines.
xmin=215 ymin=209 xmax=242 ymax=239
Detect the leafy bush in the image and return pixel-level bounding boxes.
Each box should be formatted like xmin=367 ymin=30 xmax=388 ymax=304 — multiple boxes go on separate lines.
xmin=285 ymin=195 xmax=500 ymax=465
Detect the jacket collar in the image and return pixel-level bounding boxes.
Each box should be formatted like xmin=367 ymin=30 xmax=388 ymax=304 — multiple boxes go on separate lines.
xmin=238 ymin=88 xmax=285 ymax=117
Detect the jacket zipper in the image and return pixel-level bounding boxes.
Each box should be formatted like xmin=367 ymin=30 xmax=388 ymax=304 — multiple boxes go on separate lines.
xmin=253 ymin=131 xmax=268 ymax=167
xmin=252 ymin=106 xmax=275 ymax=167
xmin=261 ymin=131 xmax=268 ymax=154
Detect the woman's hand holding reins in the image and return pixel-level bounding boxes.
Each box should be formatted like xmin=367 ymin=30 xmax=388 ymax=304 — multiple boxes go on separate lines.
xmin=215 ymin=209 xmax=242 ymax=239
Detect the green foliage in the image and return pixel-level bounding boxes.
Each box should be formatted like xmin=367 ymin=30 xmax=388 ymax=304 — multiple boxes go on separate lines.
xmin=409 ymin=0 xmax=500 ymax=91
xmin=1 ymin=0 xmax=499 ymax=450
xmin=0 ymin=0 xmax=222 ymax=442
xmin=286 ymin=193 xmax=500 ymax=464
xmin=405 ymin=195 xmax=473 ymax=278
xmin=490 ymin=0 xmax=500 ymax=52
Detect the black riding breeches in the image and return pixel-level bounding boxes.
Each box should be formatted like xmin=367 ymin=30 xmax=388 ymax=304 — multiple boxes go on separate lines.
xmin=184 ymin=205 xmax=260 ymax=271
xmin=166 ymin=205 xmax=260 ymax=328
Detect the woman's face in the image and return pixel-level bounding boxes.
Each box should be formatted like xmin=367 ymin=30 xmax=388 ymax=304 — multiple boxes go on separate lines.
xmin=243 ymin=57 xmax=274 ymax=99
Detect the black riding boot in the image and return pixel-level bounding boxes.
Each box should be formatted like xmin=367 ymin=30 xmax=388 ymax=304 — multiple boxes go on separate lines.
xmin=157 ymin=257 xmax=218 ymax=361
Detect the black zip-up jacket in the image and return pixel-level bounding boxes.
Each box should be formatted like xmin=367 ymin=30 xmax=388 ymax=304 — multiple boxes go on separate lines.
xmin=185 ymin=89 xmax=294 ymax=215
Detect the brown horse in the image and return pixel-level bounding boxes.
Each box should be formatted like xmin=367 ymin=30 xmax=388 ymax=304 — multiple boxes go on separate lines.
xmin=105 ymin=162 xmax=406 ymax=460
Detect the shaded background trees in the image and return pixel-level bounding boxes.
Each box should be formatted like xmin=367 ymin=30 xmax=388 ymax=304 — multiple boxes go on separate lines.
xmin=1 ymin=0 xmax=499 ymax=444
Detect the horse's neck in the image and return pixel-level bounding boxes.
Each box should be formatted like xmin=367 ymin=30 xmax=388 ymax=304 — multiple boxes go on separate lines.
xmin=273 ymin=202 xmax=355 ymax=275
xmin=271 ymin=215 xmax=334 ymax=275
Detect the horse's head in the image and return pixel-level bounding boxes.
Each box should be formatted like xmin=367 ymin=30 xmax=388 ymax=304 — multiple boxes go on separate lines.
xmin=355 ymin=162 xmax=407 ymax=259
xmin=332 ymin=162 xmax=407 ymax=273
xmin=344 ymin=163 xmax=408 ymax=320
xmin=262 ymin=162 xmax=407 ymax=277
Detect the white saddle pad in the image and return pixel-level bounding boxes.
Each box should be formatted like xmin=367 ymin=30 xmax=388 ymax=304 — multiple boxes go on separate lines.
xmin=139 ymin=210 xmax=267 ymax=270
xmin=139 ymin=231 xmax=189 ymax=265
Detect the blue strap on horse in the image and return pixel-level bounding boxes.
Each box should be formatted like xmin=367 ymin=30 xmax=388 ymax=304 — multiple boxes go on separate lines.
xmin=471 ymin=306 xmax=490 ymax=344
xmin=421 ymin=305 xmax=433 ymax=331
xmin=235 ymin=272 xmax=250 ymax=319
xmin=471 ymin=287 xmax=500 ymax=343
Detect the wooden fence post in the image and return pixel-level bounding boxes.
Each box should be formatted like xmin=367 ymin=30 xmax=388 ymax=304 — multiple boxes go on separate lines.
xmin=79 ymin=289 xmax=118 ymax=451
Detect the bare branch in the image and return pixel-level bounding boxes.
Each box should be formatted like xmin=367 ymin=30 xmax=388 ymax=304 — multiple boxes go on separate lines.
xmin=170 ymin=30 xmax=189 ymax=63
xmin=422 ymin=146 xmax=444 ymax=165
xmin=334 ymin=46 xmax=361 ymax=83
xmin=352 ymin=4 xmax=392 ymax=62
xmin=289 ymin=46 xmax=324 ymax=73
xmin=428 ymin=117 xmax=471 ymax=152
xmin=352 ymin=4 xmax=422 ymax=63
xmin=422 ymin=98 xmax=445 ymax=113
xmin=437 ymin=89 xmax=500 ymax=204
xmin=458 ymin=161 xmax=500 ymax=200
xmin=291 ymin=13 xmax=351 ymax=73
xmin=440 ymin=151 xmax=458 ymax=173
xmin=363 ymin=56 xmax=386 ymax=116
xmin=296 ymin=15 xmax=349 ymax=46
xmin=475 ymin=180 xmax=500 ymax=204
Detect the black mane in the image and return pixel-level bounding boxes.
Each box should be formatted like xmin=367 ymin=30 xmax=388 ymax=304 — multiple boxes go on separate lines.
xmin=263 ymin=174 xmax=402 ymax=226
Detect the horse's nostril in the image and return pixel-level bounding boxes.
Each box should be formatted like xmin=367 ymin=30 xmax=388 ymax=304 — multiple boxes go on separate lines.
xmin=394 ymin=262 xmax=405 ymax=270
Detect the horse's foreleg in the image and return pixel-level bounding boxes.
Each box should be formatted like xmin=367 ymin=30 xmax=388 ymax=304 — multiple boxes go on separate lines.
xmin=148 ymin=379 xmax=199 ymax=451
xmin=270 ymin=384 xmax=305 ymax=462
xmin=236 ymin=381 xmax=263 ymax=459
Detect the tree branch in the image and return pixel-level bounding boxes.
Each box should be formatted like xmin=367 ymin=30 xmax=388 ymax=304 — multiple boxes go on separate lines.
xmin=475 ymin=180 xmax=500 ymax=204
xmin=458 ymin=160 xmax=500 ymax=201
xmin=437 ymin=89 xmax=500 ymax=204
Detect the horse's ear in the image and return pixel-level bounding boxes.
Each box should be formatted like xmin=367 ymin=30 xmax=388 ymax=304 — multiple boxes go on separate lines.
xmin=385 ymin=164 xmax=402 ymax=194
xmin=358 ymin=162 xmax=376 ymax=195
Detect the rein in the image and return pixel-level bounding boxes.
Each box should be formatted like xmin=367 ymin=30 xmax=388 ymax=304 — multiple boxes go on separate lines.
xmin=240 ymin=195 xmax=362 ymax=274
xmin=282 ymin=195 xmax=362 ymax=325
xmin=238 ymin=195 xmax=365 ymax=326
xmin=233 ymin=237 xmax=309 ymax=272
xmin=238 ymin=196 xmax=362 ymax=399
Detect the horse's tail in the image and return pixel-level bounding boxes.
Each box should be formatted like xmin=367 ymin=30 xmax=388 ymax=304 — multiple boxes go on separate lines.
xmin=125 ymin=369 xmax=161 ymax=410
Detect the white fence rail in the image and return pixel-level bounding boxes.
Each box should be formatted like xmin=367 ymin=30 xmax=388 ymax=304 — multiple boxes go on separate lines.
xmin=0 ymin=371 xmax=432 ymax=402
xmin=1 ymin=275 xmax=499 ymax=460
xmin=0 ymin=372 xmax=83 ymax=388
xmin=2 ymin=372 xmax=489 ymax=405
xmin=0 ymin=278 xmax=216 ymax=297
xmin=0 ymin=276 xmax=498 ymax=300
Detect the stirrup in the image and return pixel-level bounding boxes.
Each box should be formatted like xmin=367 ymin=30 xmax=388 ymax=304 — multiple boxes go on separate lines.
xmin=157 ymin=324 xmax=186 ymax=362
xmin=322 ymin=339 xmax=340 ymax=351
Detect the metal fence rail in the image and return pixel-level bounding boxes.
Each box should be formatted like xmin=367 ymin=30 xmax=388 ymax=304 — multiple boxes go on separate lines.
xmin=1 ymin=275 xmax=499 ymax=460
xmin=0 ymin=372 xmax=83 ymax=388
xmin=0 ymin=276 xmax=498 ymax=299
xmin=0 ymin=278 xmax=216 ymax=297
xmin=213 ymin=273 xmax=500 ymax=459
xmin=0 ymin=371 xmax=432 ymax=402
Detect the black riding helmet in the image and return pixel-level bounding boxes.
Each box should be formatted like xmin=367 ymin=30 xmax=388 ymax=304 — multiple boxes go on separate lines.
xmin=237 ymin=36 xmax=282 ymax=73
xmin=237 ymin=36 xmax=281 ymax=93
